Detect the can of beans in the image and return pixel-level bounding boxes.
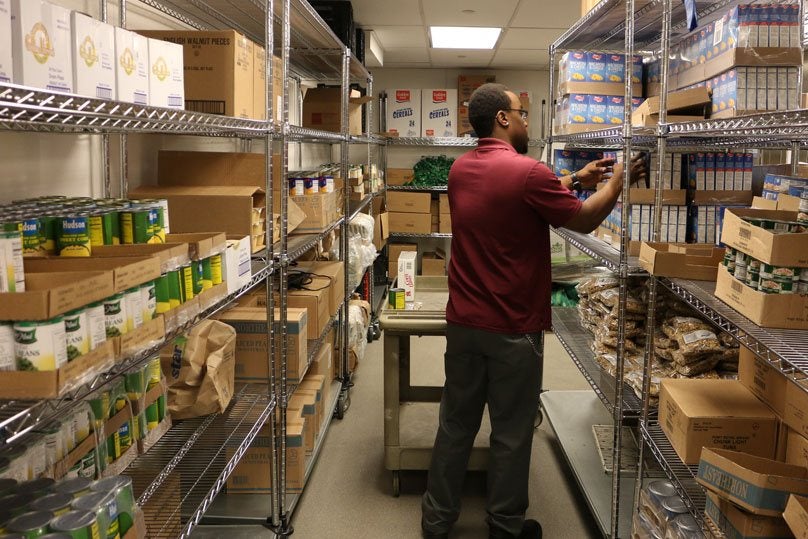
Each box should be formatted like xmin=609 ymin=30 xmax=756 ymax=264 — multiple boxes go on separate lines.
xmin=4 ymin=510 xmax=52 ymax=537
xmin=90 ymin=476 xmax=135 ymax=536
xmin=63 ymin=308 xmax=90 ymax=362
xmin=103 ymin=294 xmax=128 ymax=338
xmin=71 ymin=491 xmax=118 ymax=539
xmin=48 ymin=509 xmax=101 ymax=539
xmin=13 ymin=318 xmax=68 ymax=372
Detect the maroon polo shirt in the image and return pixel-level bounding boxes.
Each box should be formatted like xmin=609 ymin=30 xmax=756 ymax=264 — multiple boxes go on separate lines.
xmin=446 ymin=138 xmax=582 ymax=333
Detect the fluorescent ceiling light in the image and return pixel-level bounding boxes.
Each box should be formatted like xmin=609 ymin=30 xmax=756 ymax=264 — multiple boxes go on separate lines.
xmin=430 ymin=26 xmax=501 ymax=49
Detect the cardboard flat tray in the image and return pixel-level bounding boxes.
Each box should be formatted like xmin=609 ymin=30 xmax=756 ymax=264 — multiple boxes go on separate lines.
xmin=23 ymin=256 xmax=162 ymax=294
xmin=0 ymin=270 xmax=115 ymax=321
xmin=639 ymin=242 xmax=725 ymax=281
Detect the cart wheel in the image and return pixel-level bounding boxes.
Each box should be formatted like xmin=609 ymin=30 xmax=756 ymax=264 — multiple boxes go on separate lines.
xmin=367 ymin=327 xmax=374 ymax=343
xmin=372 ymin=323 xmax=382 ymax=340
xmin=392 ymin=471 xmax=401 ymax=497
xmin=336 ymin=394 xmax=346 ymax=420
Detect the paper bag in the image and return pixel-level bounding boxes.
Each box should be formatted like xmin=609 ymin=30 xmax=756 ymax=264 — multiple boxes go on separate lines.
xmin=161 ymin=320 xmax=236 ymax=420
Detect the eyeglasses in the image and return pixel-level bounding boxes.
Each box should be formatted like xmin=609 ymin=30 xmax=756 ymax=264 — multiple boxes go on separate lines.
xmin=502 ymin=108 xmax=529 ymax=120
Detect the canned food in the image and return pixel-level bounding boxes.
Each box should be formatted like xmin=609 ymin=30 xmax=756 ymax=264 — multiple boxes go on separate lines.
xmin=37 ymin=426 xmax=65 ymax=470
xmin=0 ymin=493 xmax=35 ymax=517
xmin=63 ymin=309 xmax=90 ymax=362
xmin=58 ymin=216 xmax=92 ymax=257
xmin=25 ymin=441 xmax=46 ymax=480
xmin=53 ymin=478 xmax=93 ymax=500
xmin=15 ymin=478 xmax=55 ymax=497
xmin=0 ymin=228 xmax=25 ymax=292
xmin=5 ymin=510 xmax=52 ymax=538
xmin=289 ymin=179 xmax=305 ymax=197
xmin=30 ymin=494 xmax=72 ymax=517
xmin=39 ymin=215 xmax=59 ymax=254
xmin=760 ymin=276 xmax=793 ymax=294
xmin=90 ymin=476 xmax=134 ymax=536
xmin=190 ymin=260 xmax=204 ymax=295
xmin=147 ymin=357 xmax=161 ymax=387
xmin=147 ymin=205 xmax=165 ymax=244
xmin=318 ymin=177 xmax=329 ymax=193
xmin=209 ymin=254 xmax=222 ymax=286
xmin=762 ymin=263 xmax=799 ymax=281
xmin=71 ymin=491 xmax=117 ymax=539
xmin=388 ymin=288 xmax=405 ymax=310
xmin=140 ymin=282 xmax=156 ymax=322
xmin=14 ymin=318 xmax=68 ymax=371
xmin=200 ymin=258 xmax=213 ymax=290
xmin=103 ymin=295 xmax=128 ymax=338
xmin=88 ymin=210 xmax=114 ymax=247
xmin=21 ymin=217 xmax=41 ymax=255
xmin=71 ymin=404 xmax=92 ymax=445
xmin=77 ymin=452 xmax=95 ymax=479
xmin=770 ymin=219 xmax=793 ymax=234
xmin=122 ymin=287 xmax=143 ymax=332
xmin=153 ymin=275 xmax=170 ymax=314
xmin=49 ymin=509 xmax=101 ymax=539
xmin=180 ymin=265 xmax=194 ymax=301
xmin=303 ymin=178 xmax=317 ymax=195
xmin=84 ymin=303 xmax=106 ymax=352
xmin=119 ymin=210 xmax=151 ymax=245
xmin=0 ymin=478 xmax=17 ymax=497
xmin=39 ymin=534 xmax=73 ymax=539
xmin=0 ymin=323 xmax=14 ymax=371
xmin=747 ymin=269 xmax=760 ymax=289
xmin=166 ymin=270 xmax=182 ymax=309
xmin=748 ymin=257 xmax=761 ymax=273
xmin=734 ymin=257 xmax=748 ymax=282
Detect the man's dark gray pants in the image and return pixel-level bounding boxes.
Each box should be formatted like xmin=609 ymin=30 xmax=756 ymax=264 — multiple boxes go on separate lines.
xmin=421 ymin=323 xmax=544 ymax=538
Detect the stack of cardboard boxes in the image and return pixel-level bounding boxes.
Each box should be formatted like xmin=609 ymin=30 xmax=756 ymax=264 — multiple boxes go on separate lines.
xmin=387 ymin=192 xmax=432 ymax=235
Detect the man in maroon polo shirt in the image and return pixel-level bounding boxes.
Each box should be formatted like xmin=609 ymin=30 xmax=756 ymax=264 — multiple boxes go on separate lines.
xmin=421 ymin=83 xmax=644 ymax=539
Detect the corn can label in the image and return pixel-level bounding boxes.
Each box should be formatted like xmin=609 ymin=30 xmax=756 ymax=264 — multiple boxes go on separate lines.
xmin=22 ymin=217 xmax=42 ymax=254
xmin=200 ymin=258 xmax=213 ymax=290
xmin=180 ymin=265 xmax=194 ymax=301
xmin=58 ymin=216 xmax=92 ymax=257
xmin=120 ymin=211 xmax=151 ymax=244
xmin=13 ymin=319 xmax=67 ymax=371
xmin=123 ymin=288 xmax=144 ymax=332
xmin=154 ymin=274 xmax=171 ymax=314
xmin=147 ymin=206 xmax=165 ymax=244
xmin=191 ymin=260 xmax=204 ymax=294
xmin=210 ymin=254 xmax=223 ymax=285
xmin=167 ymin=270 xmax=182 ymax=307
xmin=40 ymin=215 xmax=58 ymax=253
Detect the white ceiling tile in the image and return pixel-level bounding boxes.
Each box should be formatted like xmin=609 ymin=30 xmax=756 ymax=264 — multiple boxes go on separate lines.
xmin=422 ymin=0 xmax=520 ymax=27
xmin=384 ymin=47 xmax=431 ymax=63
xmin=512 ymin=0 xmax=581 ymax=28
xmin=429 ymin=49 xmax=495 ymax=68
xmin=372 ymin=26 xmax=428 ymax=49
xmin=499 ymin=28 xmax=567 ymax=50
xmin=351 ymin=0 xmax=423 ymax=26
xmin=491 ymin=49 xmax=550 ymax=68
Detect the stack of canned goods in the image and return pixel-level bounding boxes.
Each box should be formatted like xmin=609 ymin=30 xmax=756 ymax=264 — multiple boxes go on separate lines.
xmin=723 ymin=247 xmax=808 ymax=294
xmin=0 ymin=474 xmax=137 ymax=538
xmin=0 ymin=196 xmax=170 ymax=260
xmin=124 ymin=358 xmax=167 ymax=446
xmin=288 ymin=172 xmax=336 ymax=197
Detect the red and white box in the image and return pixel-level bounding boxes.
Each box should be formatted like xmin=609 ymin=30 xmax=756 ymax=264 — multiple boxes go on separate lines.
xmin=421 ymin=89 xmax=457 ymax=137
xmin=385 ymin=88 xmax=420 ymax=137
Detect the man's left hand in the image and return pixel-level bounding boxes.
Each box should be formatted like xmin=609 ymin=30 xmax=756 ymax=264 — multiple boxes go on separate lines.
xmin=575 ymin=158 xmax=616 ymax=189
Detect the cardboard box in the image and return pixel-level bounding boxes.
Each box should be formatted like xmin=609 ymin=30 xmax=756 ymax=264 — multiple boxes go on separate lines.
xmin=787 ymin=429 xmax=808 ymax=469
xmin=388 ymin=243 xmax=416 ymax=279
xmin=388 ymin=212 xmax=431 ymax=235
xmin=638 ymin=242 xmax=725 ymax=281
xmin=421 ymin=253 xmax=445 ymax=276
xmin=458 ymin=74 xmax=496 ymax=107
xmin=223 ymin=235 xmax=252 ymax=294
xmin=698 ymin=447 xmax=808 ymax=517
xmin=0 ymin=271 xmax=114 ymax=321
xmin=421 ymin=89 xmax=457 ymax=137
xmin=693 ymin=190 xmax=755 ymax=205
xmin=373 ymin=197 xmax=389 ymax=251
xmin=558 ymin=80 xmax=643 ymax=98
xmin=784 ymin=495 xmax=808 ymax=538
xmin=23 ymin=256 xmax=162 ymax=294
xmin=119 ymin=314 xmax=166 ymax=357
xmin=71 ymin=12 xmax=115 ymax=100
xmin=631 ymin=87 xmax=710 ymax=126
xmin=738 ymin=346 xmax=787 ymax=417
xmin=720 ymin=208 xmax=808 ymax=267
xmin=0 ymin=0 xmax=12 ymax=83
xmin=299 ymin=375 xmax=325 ymax=423
xmin=252 ymin=47 xmax=282 ymax=121
xmin=785 ymin=379 xmax=808 ymax=440
xmin=386 ymin=169 xmax=414 ymax=186
xmin=90 ymin=243 xmax=190 ymax=274
xmin=217 ymin=306 xmax=307 ymax=383
xmin=138 ymin=30 xmax=254 ymax=118
xmin=293 ymin=261 xmax=345 ymax=317
xmin=715 ymin=264 xmax=808 ymax=330
xmin=302 ymin=87 xmax=372 ymax=136
xmin=397 ymin=250 xmax=416 ymax=302
xmin=386 ymin=89 xmax=420 ymax=137
xmin=705 ymin=491 xmax=793 ymax=539
xmin=227 ymin=421 xmax=305 ymax=493
xmin=659 ymin=378 xmax=778 ymax=465
xmin=386 ymin=192 xmax=431 ymax=214
xmin=289 ymin=392 xmax=316 ymax=454
xmin=128 ymin=185 xmax=265 ymax=251
xmin=114 ymin=28 xmax=149 ymax=105
xmin=11 ymin=0 xmax=73 ymax=93
xmin=254 ymin=285 xmax=328 ymax=340
xmin=157 ymin=151 xmax=283 ymax=191
xmin=458 ymin=106 xmax=472 ymax=136
xmin=310 ymin=340 xmax=332 ymax=381
xmin=145 ymin=37 xmax=184 ymax=109
xmin=439 ymin=214 xmax=451 ymax=234
xmin=0 ymin=339 xmax=114 ymax=399
xmin=290 ymin=192 xmax=340 ymax=233
xmin=164 ymin=233 xmax=226 ymax=261
xmin=439 ymin=194 xmax=449 ymax=215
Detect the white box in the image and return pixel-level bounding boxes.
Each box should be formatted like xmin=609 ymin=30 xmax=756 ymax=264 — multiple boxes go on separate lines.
xmin=146 ymin=37 xmax=183 ymax=109
xmin=421 ymin=89 xmax=457 ymax=137
xmin=114 ymin=27 xmax=148 ymax=105
xmin=11 ymin=0 xmax=73 ymax=92
xmin=0 ymin=0 xmax=12 ymax=83
xmin=224 ymin=235 xmax=252 ymax=294
xmin=397 ymin=250 xmax=417 ymax=302
xmin=71 ymin=12 xmax=115 ymax=100
xmin=386 ymin=89 xmax=420 ymax=137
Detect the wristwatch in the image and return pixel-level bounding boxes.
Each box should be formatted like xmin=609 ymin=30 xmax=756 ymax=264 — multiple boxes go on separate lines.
xmin=571 ymin=172 xmax=583 ymax=194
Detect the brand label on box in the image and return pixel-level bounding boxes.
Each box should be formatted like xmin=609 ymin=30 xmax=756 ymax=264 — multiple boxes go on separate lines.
xmin=71 ymin=12 xmax=115 ymax=100
xmin=397 ymin=251 xmax=416 ymax=302
xmin=421 ymin=88 xmax=456 ymax=137
xmin=115 ymin=28 xmax=149 ymax=105
xmin=386 ymin=88 xmax=420 ymax=137
xmin=147 ymin=37 xmax=184 ymax=109
xmin=11 ymin=0 xmax=74 ymax=93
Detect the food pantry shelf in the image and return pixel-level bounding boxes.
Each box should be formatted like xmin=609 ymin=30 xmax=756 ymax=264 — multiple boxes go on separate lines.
xmin=386 ymin=137 xmax=545 ymax=147
xmin=0 ymin=83 xmax=268 ymax=136
xmin=388 ymin=233 xmax=453 ymax=239
xmin=288 ymin=125 xmax=346 ymax=144
xmin=285 ymin=312 xmax=341 ymax=402
xmin=387 ymin=185 xmax=448 ymax=192
xmin=665 ymin=109 xmax=808 ymax=141
xmin=200 ymin=380 xmax=343 ymax=524
xmin=349 ymin=195 xmax=374 ymax=221
xmin=552 ymin=307 xmax=642 ymax=415
xmin=0 ymin=261 xmax=273 ymax=445
xmin=554 ymin=228 xmax=643 ymax=274
xmin=660 ymin=277 xmax=808 ymax=373
xmin=550 ymin=126 xmax=657 ymax=148
xmin=126 ymin=389 xmax=276 ymax=539
xmin=266 ymin=217 xmax=344 ymax=262
xmin=349 ymin=135 xmax=387 ymax=145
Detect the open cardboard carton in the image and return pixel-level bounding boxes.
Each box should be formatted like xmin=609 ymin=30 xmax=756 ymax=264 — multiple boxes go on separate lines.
xmin=704 ymin=491 xmax=792 ymax=539
xmin=558 ymin=80 xmax=642 ymax=98
xmin=0 ymin=339 xmax=116 ymax=399
xmin=631 ymin=87 xmax=710 ymax=127
xmin=715 ymin=264 xmax=808 ymax=330
xmin=693 ymin=190 xmax=755 ymax=205
xmin=119 ymin=315 xmax=166 ymax=358
xmin=697 ymin=447 xmax=808 ymax=517
xmin=753 ymin=194 xmax=802 ymax=212
xmin=91 ymin=244 xmax=190 ymax=274
xmin=165 ymin=233 xmax=227 ymax=261
xmin=720 ymin=208 xmax=808 ymax=267
xmin=0 ymin=271 xmax=114 ymax=321
xmin=102 ymin=400 xmax=139 ymax=477
xmin=784 ymin=494 xmax=808 ymax=537
xmin=639 ymin=242 xmax=725 ymax=280
xmin=132 ymin=377 xmax=172 ymax=454
xmin=23 ymin=256 xmax=162 ymax=294
xmin=301 ymin=87 xmax=372 ymax=136
xmin=597 ymin=182 xmax=688 ymax=205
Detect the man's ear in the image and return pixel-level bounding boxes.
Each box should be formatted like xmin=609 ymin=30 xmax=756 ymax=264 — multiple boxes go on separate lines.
xmin=496 ymin=111 xmax=509 ymax=128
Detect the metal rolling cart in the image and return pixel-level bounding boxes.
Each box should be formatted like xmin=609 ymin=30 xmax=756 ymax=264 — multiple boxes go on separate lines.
xmin=380 ymin=276 xmax=493 ymax=497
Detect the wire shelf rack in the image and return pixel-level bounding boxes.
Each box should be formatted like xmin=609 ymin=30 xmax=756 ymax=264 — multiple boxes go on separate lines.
xmin=554 ymin=229 xmax=644 ymax=274
xmin=349 ymin=195 xmax=374 ymax=221
xmin=288 ymin=125 xmax=346 ymax=143
xmin=0 ymin=261 xmax=272 ymax=445
xmin=386 ymin=137 xmax=544 ymax=148
xmin=127 ymin=389 xmax=276 ymax=539
xmin=0 ymin=83 xmax=269 ymax=136
xmin=387 ymin=185 xmax=448 ymax=192
xmin=285 ymin=311 xmax=341 ymax=403
xmin=259 ymin=217 xmax=344 ymax=263
xmin=552 ymin=308 xmax=643 ymax=416
xmin=388 ymin=232 xmax=452 ymax=239
xmin=349 ymin=135 xmax=387 ymax=145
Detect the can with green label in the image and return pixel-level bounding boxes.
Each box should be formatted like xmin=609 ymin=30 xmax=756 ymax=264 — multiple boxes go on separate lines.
xmin=0 ymin=228 xmax=25 ymax=293
xmin=180 ymin=264 xmax=194 ymax=301
xmin=88 ymin=211 xmax=114 ymax=248
xmin=13 ymin=319 xmax=68 ymax=372
xmin=5 ymin=510 xmax=52 ymax=538
xmin=0 ymin=493 xmax=36 ymax=517
xmin=119 ymin=210 xmax=150 ymax=245
xmin=39 ymin=215 xmax=59 ymax=254
xmin=63 ymin=309 xmax=90 ymax=362
xmin=210 ymin=254 xmax=223 ymax=285
xmin=122 ymin=288 xmax=143 ymax=333
xmin=21 ymin=218 xmax=41 ymax=255
xmin=148 ymin=205 xmax=165 ymax=245
xmin=200 ymin=258 xmax=213 ymax=290
xmin=103 ymin=295 xmax=127 ymax=339
xmin=191 ymin=260 xmax=204 ymax=295
xmin=58 ymin=215 xmax=91 ymax=257
xmin=167 ymin=270 xmax=182 ymax=308
xmin=153 ymin=275 xmax=170 ymax=314
xmin=90 ymin=477 xmax=133 ymax=537
xmin=762 ymin=264 xmax=800 ymax=281
xmin=71 ymin=491 xmax=117 ymax=539
xmin=49 ymin=509 xmax=100 ymax=539
xmin=30 ymin=494 xmax=72 ymax=517
xmin=54 ymin=478 xmax=93 ymax=500
xmin=140 ymin=282 xmax=156 ymax=322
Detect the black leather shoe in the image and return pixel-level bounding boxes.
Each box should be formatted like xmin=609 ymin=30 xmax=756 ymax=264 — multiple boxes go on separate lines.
xmin=422 ymin=531 xmax=449 ymax=539
xmin=519 ymin=519 xmax=541 ymax=539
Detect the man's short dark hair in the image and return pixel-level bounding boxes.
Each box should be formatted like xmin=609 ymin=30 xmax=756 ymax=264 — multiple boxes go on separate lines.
xmin=468 ymin=83 xmax=511 ymax=138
